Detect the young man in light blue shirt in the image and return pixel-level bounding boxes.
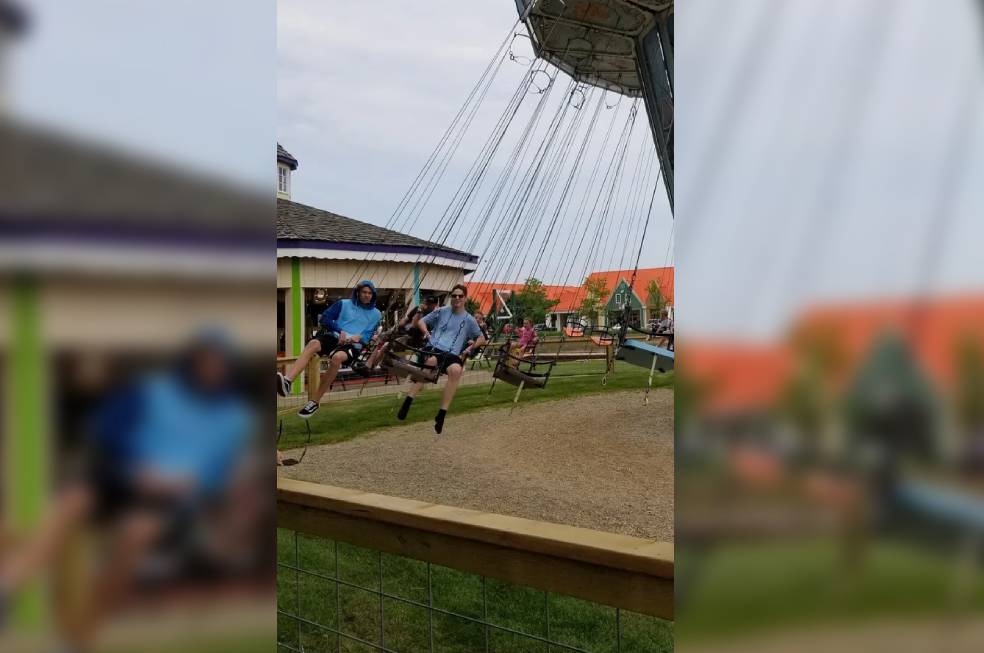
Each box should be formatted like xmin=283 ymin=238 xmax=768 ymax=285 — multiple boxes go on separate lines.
xmin=397 ymin=284 xmax=486 ymax=433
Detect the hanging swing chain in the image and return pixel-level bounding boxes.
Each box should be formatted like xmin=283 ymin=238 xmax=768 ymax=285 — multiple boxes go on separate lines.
xmin=618 ymin=159 xmax=664 ymax=348
xmin=454 ymin=73 xmax=569 ymax=303
xmin=363 ymin=11 xmax=572 ymax=302
xmin=407 ymin=65 xmax=559 ymax=303
xmin=342 ymin=16 xmax=529 ymax=295
xmin=556 ymin=100 xmax=639 ymax=335
xmin=490 ymin=78 xmax=587 ymax=290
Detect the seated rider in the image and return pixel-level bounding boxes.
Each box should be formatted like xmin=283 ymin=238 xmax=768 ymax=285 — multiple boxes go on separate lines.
xmin=507 ymin=318 xmax=539 ymax=367
xmin=396 ymin=285 xmax=486 ymax=434
xmin=276 ymin=280 xmax=381 ymax=418
xmin=365 ymin=295 xmax=439 ymax=371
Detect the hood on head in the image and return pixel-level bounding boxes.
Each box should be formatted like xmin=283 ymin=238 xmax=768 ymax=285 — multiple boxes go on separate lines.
xmin=352 ymin=280 xmax=378 ymax=308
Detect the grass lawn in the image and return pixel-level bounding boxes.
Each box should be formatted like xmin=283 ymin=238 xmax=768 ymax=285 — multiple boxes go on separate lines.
xmin=675 ymin=537 xmax=984 ymax=643
xmin=278 ymin=529 xmax=673 ymax=653
xmin=278 ymin=360 xmax=672 ymax=449
xmin=106 ymin=636 xmax=274 ymax=653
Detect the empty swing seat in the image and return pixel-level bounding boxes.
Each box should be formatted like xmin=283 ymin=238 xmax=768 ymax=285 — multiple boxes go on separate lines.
xmin=620 ymin=339 xmax=674 ymax=372
xmin=493 ymin=364 xmax=549 ymax=389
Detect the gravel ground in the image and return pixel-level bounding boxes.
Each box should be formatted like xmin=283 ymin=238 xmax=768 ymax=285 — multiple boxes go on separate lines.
xmin=280 ymin=389 xmax=673 ymax=541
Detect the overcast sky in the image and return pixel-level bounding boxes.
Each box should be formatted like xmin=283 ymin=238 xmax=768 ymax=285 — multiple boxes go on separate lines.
xmin=8 ymin=1 xmax=274 ymax=190
xmin=678 ymin=0 xmax=984 ymax=338
xmin=278 ymin=0 xmax=673 ymax=287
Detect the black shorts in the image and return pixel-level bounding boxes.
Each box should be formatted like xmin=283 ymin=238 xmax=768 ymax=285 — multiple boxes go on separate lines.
xmin=312 ymin=333 xmax=360 ymax=364
xmin=419 ymin=345 xmax=464 ymax=375
xmin=89 ymin=463 xmax=197 ymax=540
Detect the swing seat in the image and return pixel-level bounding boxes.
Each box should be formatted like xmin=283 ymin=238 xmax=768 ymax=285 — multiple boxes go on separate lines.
xmin=491 ymin=345 xmax=552 ymax=389
xmin=591 ymin=335 xmax=615 ymax=347
xmin=620 ymin=339 xmax=674 ymax=372
xmin=380 ymin=354 xmax=438 ymax=384
xmin=564 ymin=326 xmax=585 ymax=337
xmin=492 ymin=364 xmax=549 ymax=389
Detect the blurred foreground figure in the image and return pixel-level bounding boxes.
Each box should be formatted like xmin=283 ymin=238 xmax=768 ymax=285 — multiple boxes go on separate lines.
xmin=0 ymin=333 xmax=257 ymax=653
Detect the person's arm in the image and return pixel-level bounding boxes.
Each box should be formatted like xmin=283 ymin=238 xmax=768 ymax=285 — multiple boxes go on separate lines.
xmin=319 ymin=301 xmax=344 ymax=335
xmin=419 ymin=307 xmax=441 ymax=341
xmin=462 ymin=319 xmax=486 ymax=357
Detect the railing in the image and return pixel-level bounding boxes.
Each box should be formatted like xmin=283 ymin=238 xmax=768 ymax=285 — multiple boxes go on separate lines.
xmin=278 ymin=478 xmax=673 ymax=652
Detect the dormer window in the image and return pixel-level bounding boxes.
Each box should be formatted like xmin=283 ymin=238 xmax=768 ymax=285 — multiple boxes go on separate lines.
xmin=277 ymin=143 xmax=298 ymax=199
xmin=278 ymin=165 xmax=289 ymax=195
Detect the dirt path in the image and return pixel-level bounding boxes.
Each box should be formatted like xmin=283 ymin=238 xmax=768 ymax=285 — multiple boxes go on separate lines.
xmin=280 ymin=389 xmax=673 ymax=541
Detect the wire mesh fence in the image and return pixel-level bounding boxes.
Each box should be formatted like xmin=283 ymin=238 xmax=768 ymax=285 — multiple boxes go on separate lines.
xmin=277 ymin=528 xmax=673 ymax=653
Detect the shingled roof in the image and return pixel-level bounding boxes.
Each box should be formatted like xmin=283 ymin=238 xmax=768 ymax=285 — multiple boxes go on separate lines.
xmin=277 ymin=143 xmax=298 ymax=170
xmin=277 ymin=198 xmax=477 ymax=262
xmin=0 ymin=119 xmax=268 ymax=248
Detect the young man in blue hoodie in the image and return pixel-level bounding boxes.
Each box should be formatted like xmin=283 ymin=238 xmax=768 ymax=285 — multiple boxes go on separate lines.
xmin=277 ymin=280 xmax=381 ymax=418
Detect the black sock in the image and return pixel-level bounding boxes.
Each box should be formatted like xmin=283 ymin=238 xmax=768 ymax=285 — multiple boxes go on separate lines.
xmin=397 ymin=396 xmax=413 ymax=420
xmin=434 ymin=409 xmax=447 ymax=434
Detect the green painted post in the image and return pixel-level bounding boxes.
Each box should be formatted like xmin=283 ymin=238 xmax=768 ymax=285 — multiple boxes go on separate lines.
xmin=413 ymin=263 xmax=421 ymax=306
xmin=291 ymin=258 xmax=303 ymax=394
xmin=5 ymin=277 xmax=47 ymax=629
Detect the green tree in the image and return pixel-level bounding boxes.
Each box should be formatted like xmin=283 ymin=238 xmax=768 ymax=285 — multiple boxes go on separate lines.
xmin=578 ymin=277 xmax=609 ymax=327
xmin=955 ymin=336 xmax=984 ymax=434
xmin=464 ymin=297 xmax=480 ymax=315
xmin=646 ymin=279 xmax=667 ymax=319
xmin=510 ymin=278 xmax=559 ymax=325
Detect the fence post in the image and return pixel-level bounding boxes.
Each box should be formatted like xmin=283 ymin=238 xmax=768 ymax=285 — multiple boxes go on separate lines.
xmin=306 ymin=356 xmax=320 ymax=397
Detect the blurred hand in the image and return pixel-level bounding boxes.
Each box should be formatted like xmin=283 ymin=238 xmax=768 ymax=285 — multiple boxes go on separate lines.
xmin=134 ymin=470 xmax=195 ymax=497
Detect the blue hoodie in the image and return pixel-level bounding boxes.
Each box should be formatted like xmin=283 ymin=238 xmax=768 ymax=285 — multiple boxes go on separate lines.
xmin=318 ymin=280 xmax=381 ymax=348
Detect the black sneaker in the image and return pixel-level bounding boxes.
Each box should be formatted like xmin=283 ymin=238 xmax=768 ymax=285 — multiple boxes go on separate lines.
xmin=298 ymin=400 xmax=319 ymax=419
xmin=277 ymin=372 xmax=292 ymax=397
xmin=352 ymin=361 xmax=370 ymax=378
xmin=434 ymin=409 xmax=447 ymax=434
xmin=397 ymin=396 xmax=413 ymax=420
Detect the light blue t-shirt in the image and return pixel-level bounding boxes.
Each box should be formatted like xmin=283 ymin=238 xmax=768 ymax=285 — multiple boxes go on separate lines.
xmin=128 ymin=375 xmax=251 ymax=496
xmin=422 ymin=306 xmax=484 ymax=356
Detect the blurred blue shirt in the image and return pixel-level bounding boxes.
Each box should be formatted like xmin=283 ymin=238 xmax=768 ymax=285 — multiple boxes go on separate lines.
xmin=94 ymin=374 xmax=251 ymax=496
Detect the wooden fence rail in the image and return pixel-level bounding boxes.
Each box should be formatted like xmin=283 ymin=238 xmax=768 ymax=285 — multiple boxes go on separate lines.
xmin=278 ymin=478 xmax=674 ymax=620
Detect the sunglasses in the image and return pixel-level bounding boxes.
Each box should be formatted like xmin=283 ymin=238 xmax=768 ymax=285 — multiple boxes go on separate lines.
xmin=450 ymin=293 xmax=465 ymax=299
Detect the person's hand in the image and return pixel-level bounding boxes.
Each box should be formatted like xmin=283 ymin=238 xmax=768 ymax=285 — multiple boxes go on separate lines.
xmin=350 ymin=334 xmax=361 ymax=343
xmin=338 ymin=331 xmax=349 ymax=344
xmin=135 ymin=470 xmax=194 ymax=497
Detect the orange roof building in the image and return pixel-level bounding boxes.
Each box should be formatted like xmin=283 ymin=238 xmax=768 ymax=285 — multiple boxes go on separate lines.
xmin=585 ymin=267 xmax=674 ymax=306
xmin=683 ymin=293 xmax=984 ymax=418
xmin=465 ymin=267 xmax=674 ymax=327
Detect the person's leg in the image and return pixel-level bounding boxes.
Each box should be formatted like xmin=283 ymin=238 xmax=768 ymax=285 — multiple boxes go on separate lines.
xmin=398 ymin=355 xmax=436 ymax=420
xmin=439 ymin=363 xmax=463 ymax=411
xmin=0 ymin=484 xmax=92 ymax=594
xmin=67 ymin=510 xmax=163 ymax=651
xmin=434 ymin=362 xmax=463 ymax=434
xmin=310 ymin=350 xmax=349 ymax=402
xmin=285 ymin=339 xmax=322 ymax=381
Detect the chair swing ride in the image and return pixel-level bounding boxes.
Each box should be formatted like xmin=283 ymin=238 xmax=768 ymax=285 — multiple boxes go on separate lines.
xmin=319 ymin=0 xmax=676 ymax=409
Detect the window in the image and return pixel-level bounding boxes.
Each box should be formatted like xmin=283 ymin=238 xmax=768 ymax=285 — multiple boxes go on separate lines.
xmin=278 ymin=166 xmax=289 ymax=194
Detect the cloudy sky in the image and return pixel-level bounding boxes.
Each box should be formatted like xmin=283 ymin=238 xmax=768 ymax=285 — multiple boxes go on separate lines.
xmin=678 ymin=0 xmax=984 ymax=338
xmin=8 ymin=0 xmax=274 ymax=190
xmin=277 ymin=0 xmax=674 ymax=287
